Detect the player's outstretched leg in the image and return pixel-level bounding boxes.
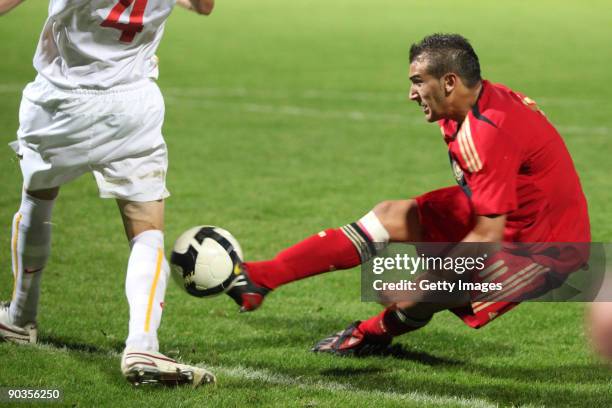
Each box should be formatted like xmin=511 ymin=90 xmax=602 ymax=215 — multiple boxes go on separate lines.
xmin=313 ymin=291 xmax=470 ymax=356
xmin=312 ymin=307 xmax=432 ymax=356
xmin=226 ymin=211 xmax=391 ymax=312
xmin=119 ymin=200 xmax=215 ymax=386
xmin=1 ymin=188 xmax=57 ymax=344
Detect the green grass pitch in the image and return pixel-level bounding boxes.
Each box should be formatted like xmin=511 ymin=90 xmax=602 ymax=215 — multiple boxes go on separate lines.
xmin=1 ymin=1 xmax=611 ymax=406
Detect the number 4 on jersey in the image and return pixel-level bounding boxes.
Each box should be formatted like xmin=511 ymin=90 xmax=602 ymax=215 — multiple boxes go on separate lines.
xmin=101 ymin=0 xmax=149 ymax=43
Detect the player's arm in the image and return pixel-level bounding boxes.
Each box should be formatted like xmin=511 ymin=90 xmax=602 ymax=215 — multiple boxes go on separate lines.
xmin=176 ymin=0 xmax=214 ymax=15
xmin=463 ymin=214 xmax=506 ymax=243
xmin=458 ymin=119 xmax=518 ymax=244
xmin=0 ymin=0 xmax=23 ymax=15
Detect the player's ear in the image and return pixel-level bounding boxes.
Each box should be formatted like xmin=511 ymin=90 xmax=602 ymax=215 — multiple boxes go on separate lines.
xmin=443 ymin=73 xmax=458 ymax=95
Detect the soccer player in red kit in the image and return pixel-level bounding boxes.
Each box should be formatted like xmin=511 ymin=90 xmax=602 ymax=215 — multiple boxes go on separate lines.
xmin=226 ymin=33 xmax=591 ymax=355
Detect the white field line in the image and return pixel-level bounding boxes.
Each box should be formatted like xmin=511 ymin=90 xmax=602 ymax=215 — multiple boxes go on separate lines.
xmin=240 ymin=101 xmax=414 ymax=123
xmin=164 ymin=95 xmax=418 ymax=124
xmin=212 ymin=364 xmax=498 ymax=408
xmin=0 ymin=84 xmax=24 ymax=94
xmin=164 ymin=87 xmax=609 ymax=134
xmin=1 ymin=83 xmax=608 ymax=135
xmin=165 ymin=87 xmax=602 ymax=108
xmin=167 ymin=94 xmax=610 ymax=135
xmin=165 ymin=86 xmax=408 ymax=103
xmin=0 ymin=82 xmax=602 ymax=107
xmin=556 ymin=125 xmax=610 ymax=135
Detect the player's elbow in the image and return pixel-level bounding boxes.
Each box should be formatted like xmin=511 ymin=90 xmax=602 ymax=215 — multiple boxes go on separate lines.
xmin=475 ymin=224 xmax=505 ymax=243
xmin=193 ymin=0 xmax=214 ymax=15
xmin=481 ymin=230 xmax=504 ymax=243
xmin=472 ymin=214 xmax=506 ymax=243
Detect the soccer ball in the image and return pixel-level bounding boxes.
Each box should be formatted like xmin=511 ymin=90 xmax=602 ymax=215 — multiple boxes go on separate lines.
xmin=170 ymin=226 xmax=243 ymax=297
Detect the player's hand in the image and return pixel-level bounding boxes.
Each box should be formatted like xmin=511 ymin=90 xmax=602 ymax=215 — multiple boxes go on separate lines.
xmin=0 ymin=0 xmax=24 ymax=16
xmin=176 ymin=0 xmax=214 ymax=15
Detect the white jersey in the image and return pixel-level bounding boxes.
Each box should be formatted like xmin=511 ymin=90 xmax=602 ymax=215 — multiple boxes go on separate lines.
xmin=34 ymin=0 xmax=175 ymax=89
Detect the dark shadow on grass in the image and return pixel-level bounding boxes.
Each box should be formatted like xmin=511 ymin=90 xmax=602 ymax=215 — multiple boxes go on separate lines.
xmin=318 ymin=346 xmax=462 ymax=375
xmin=317 ymin=344 xmax=462 ymax=366
xmin=314 ymin=344 xmax=464 ymax=375
xmin=467 ymin=362 xmax=612 ymax=385
xmin=40 ymin=334 xmax=124 ymax=355
xmin=385 ymin=344 xmax=462 ymax=366
xmin=202 ymin=313 xmax=511 ymax=368
xmin=321 ymin=367 xmax=385 ymax=377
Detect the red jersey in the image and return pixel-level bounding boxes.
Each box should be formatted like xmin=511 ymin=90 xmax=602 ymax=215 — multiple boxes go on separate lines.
xmin=438 ymin=80 xmax=590 ymax=243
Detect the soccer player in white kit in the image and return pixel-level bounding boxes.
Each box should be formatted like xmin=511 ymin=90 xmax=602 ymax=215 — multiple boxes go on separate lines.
xmin=0 ymin=0 xmax=216 ymax=387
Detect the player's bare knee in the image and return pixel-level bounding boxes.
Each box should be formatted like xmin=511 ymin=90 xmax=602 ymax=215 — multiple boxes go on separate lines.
xmin=373 ymin=200 xmax=407 ymax=222
xmin=372 ymin=200 xmax=393 ymax=219
xmin=118 ymin=199 xmax=164 ymax=240
xmin=373 ymin=199 xmax=419 ymax=241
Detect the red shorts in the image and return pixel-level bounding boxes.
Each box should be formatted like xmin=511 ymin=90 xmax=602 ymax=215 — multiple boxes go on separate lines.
xmin=414 ymin=186 xmax=574 ymax=329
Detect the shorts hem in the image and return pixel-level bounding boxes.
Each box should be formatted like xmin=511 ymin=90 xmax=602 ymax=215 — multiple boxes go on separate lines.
xmin=98 ymin=190 xmax=170 ymax=202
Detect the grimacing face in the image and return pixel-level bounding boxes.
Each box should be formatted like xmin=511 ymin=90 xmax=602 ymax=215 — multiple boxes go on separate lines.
xmin=409 ymin=58 xmax=448 ymax=122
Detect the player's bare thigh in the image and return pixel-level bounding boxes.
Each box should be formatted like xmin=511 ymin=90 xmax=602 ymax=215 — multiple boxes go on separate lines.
xmin=117 ymin=199 xmax=164 ymax=241
xmin=372 ymin=199 xmax=422 ymax=242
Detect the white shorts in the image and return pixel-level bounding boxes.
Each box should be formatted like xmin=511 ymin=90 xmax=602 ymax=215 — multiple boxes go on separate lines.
xmin=10 ymin=75 xmax=170 ymax=202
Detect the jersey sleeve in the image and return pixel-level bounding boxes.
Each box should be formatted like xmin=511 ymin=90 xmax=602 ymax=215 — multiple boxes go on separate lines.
xmin=458 ymin=116 xmax=520 ymax=215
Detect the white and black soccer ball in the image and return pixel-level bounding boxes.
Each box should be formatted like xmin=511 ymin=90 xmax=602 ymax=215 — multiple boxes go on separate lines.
xmin=170 ymin=226 xmax=243 ymax=297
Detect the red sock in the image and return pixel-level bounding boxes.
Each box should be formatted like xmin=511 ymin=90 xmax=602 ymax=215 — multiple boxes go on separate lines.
xmin=358 ymin=308 xmax=430 ymax=338
xmin=244 ymin=228 xmax=361 ymax=289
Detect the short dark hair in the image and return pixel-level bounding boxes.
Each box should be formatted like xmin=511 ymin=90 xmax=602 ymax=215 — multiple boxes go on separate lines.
xmin=409 ymin=34 xmax=481 ymax=88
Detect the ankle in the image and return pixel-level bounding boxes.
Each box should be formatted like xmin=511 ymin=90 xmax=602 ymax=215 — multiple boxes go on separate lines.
xmin=243 ymin=260 xmax=281 ymax=290
xmin=358 ymin=308 xmax=431 ymax=339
